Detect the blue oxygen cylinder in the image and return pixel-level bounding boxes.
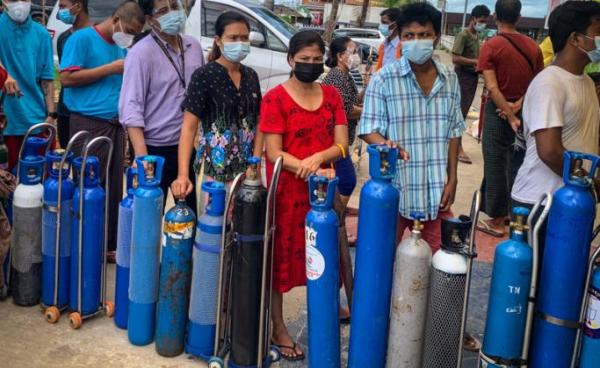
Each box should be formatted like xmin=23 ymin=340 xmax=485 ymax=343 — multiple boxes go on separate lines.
xmin=42 ymin=150 xmax=75 ymax=313
xmin=186 ymin=181 xmax=226 ymax=360
xmin=348 ymin=145 xmax=399 ymax=368
xmin=70 ymin=156 xmax=105 ymax=316
xmin=306 ymin=176 xmax=340 ymax=368
xmin=128 ymin=156 xmax=165 ymax=346
xmin=155 ymin=200 xmax=196 ymax=357
xmin=114 ymin=168 xmax=136 ymax=330
xmin=580 ymin=267 xmax=600 ymax=368
xmin=10 ymin=150 xmax=45 ymax=306
xmin=480 ymin=207 xmax=532 ymax=367
xmin=531 ymin=152 xmax=600 ymax=368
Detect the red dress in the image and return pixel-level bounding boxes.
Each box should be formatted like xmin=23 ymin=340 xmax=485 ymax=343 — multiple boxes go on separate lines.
xmin=260 ymin=84 xmax=347 ymax=293
xmin=0 ymin=67 xmax=6 ymax=88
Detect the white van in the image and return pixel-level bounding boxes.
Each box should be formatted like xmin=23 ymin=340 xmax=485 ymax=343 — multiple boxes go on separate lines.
xmin=47 ymin=0 xmax=294 ymax=93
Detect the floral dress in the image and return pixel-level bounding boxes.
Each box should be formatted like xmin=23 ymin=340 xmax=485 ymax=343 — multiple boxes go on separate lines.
xmin=182 ymin=62 xmax=261 ymax=182
xmin=260 ymin=84 xmax=347 ymax=293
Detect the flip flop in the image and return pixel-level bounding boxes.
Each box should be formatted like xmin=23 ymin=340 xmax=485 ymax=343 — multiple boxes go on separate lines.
xmin=459 ymin=153 xmax=473 ymax=164
xmin=463 ymin=333 xmax=482 ymax=352
xmin=477 ymin=219 xmax=505 ymax=238
xmin=271 ymin=341 xmax=305 ymax=361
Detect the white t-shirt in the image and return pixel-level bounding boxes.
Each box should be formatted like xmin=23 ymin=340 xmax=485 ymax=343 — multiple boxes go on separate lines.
xmin=512 ymin=65 xmax=599 ymax=204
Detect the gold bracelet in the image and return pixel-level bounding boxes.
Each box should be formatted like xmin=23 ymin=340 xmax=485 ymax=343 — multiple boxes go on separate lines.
xmin=336 ymin=143 xmax=346 ymax=159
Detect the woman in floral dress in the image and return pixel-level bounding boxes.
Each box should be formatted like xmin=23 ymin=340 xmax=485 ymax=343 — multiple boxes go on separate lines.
xmin=172 ymin=11 xmax=262 ymax=198
xmin=261 ymin=30 xmax=348 ymax=361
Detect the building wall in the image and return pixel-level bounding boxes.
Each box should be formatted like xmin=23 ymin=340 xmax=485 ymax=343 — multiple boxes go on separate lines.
xmin=322 ymin=3 xmax=386 ymax=26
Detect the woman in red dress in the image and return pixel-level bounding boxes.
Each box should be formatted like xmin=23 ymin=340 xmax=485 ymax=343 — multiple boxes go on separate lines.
xmin=260 ymin=31 xmax=348 ymax=361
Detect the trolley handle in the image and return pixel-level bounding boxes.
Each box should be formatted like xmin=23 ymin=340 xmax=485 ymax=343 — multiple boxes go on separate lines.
xmin=16 ymin=122 xmax=57 ymax=181
xmin=457 ymin=190 xmax=481 ymax=368
xmin=522 ymin=192 xmax=552 ymax=363
xmin=76 ymin=137 xmax=113 ymax=315
xmin=50 ymin=130 xmax=90 ymax=307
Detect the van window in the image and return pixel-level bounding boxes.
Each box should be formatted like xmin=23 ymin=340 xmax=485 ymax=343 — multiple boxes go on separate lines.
xmin=266 ymin=30 xmax=287 ymax=53
xmin=202 ymin=2 xmax=276 ymax=51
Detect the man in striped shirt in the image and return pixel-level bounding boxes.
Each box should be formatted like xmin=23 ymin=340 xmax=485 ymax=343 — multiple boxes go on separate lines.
xmin=358 ymin=2 xmax=465 ymax=252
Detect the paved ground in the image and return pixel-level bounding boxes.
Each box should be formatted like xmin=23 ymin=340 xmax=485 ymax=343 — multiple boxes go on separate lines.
xmin=0 ymin=50 xmax=503 ymax=368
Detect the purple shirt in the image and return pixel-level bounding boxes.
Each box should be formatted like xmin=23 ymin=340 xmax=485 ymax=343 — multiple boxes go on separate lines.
xmin=119 ymin=32 xmax=204 ymax=146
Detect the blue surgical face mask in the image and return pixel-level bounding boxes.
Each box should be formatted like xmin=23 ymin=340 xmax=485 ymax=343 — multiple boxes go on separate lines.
xmin=157 ymin=9 xmax=186 ymax=36
xmin=474 ymin=23 xmax=486 ymax=33
xmin=222 ymin=41 xmax=251 ymax=63
xmin=379 ymin=24 xmax=390 ymax=37
xmin=581 ymin=35 xmax=600 ymax=64
xmin=402 ymin=39 xmax=435 ymax=65
xmin=58 ymin=7 xmax=76 ymax=25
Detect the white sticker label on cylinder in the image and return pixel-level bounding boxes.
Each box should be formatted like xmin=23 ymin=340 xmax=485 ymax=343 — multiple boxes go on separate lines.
xmin=585 ymin=289 xmax=600 ymax=333
xmin=305 ymin=226 xmax=325 ymax=281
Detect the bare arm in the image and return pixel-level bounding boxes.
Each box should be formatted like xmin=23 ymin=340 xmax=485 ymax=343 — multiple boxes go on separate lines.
xmin=360 ymin=132 xmax=410 ymax=160
xmin=348 ymin=105 xmax=362 ymax=121
xmin=440 ymin=137 xmax=460 ymax=211
xmin=535 ymin=127 xmax=564 ymax=177
xmin=482 ymin=69 xmax=520 ymax=131
xmin=265 ymin=125 xmax=349 ymax=179
xmin=60 ymin=60 xmax=123 ymax=88
xmin=41 ymin=80 xmax=55 ymax=114
xmin=452 ymin=54 xmax=478 ymax=67
xmin=252 ymin=127 xmax=265 ymax=158
xmin=171 ymin=111 xmax=200 ymax=198
xmin=127 ymin=127 xmax=148 ymax=158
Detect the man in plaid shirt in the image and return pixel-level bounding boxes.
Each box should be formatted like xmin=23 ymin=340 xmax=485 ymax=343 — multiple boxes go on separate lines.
xmin=358 ymin=2 xmax=465 ymax=252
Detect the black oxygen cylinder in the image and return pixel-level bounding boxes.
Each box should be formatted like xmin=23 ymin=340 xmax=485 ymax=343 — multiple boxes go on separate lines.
xmin=229 ymin=158 xmax=268 ymax=366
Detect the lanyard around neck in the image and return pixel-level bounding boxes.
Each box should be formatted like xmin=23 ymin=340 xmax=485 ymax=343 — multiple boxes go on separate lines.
xmin=151 ymin=32 xmax=186 ymax=88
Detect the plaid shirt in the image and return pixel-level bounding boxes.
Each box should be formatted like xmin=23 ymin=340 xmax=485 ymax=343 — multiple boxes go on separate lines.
xmin=358 ymin=56 xmax=465 ymax=221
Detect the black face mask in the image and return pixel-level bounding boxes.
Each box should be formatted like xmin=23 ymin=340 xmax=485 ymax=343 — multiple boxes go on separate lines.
xmin=293 ymin=62 xmax=324 ymax=83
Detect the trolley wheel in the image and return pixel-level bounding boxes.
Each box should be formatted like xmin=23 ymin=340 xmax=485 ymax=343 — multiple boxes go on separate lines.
xmin=105 ymin=301 xmax=115 ymax=318
xmin=69 ymin=312 xmax=82 ymax=330
xmin=44 ymin=306 xmax=60 ymax=324
xmin=269 ymin=345 xmax=281 ymax=363
xmin=207 ymin=357 xmax=225 ymax=368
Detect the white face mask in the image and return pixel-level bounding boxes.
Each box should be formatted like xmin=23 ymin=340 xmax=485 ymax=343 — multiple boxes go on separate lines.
xmin=4 ymin=1 xmax=31 ymax=23
xmin=112 ymin=21 xmax=134 ymax=49
xmin=348 ymin=53 xmax=361 ymax=71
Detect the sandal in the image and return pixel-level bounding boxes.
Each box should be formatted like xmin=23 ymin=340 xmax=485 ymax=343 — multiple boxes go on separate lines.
xmin=459 ymin=153 xmax=473 ymax=164
xmin=463 ymin=333 xmax=482 ymax=352
xmin=271 ymin=340 xmax=305 ymax=361
xmin=477 ymin=219 xmax=505 ymax=238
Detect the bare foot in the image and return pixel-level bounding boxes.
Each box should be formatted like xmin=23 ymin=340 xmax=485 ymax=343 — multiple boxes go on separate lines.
xmin=339 ymin=306 xmax=350 ymax=320
xmin=272 ymin=323 xmax=305 ymax=360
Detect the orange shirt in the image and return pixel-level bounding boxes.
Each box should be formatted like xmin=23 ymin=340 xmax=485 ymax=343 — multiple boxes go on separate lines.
xmin=375 ymin=41 xmax=402 ymax=71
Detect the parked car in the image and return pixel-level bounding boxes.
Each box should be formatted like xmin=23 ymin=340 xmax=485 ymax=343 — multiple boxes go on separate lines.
xmin=333 ymin=27 xmax=384 ymax=50
xmin=186 ymin=0 xmax=297 ymax=93
xmin=299 ymin=27 xmax=379 ymax=66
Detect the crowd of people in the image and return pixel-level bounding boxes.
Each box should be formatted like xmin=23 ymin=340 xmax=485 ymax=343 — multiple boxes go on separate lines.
xmin=0 ymin=0 xmax=599 ymax=361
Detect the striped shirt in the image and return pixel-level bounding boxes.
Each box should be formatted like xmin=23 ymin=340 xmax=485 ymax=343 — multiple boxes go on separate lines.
xmin=358 ymin=56 xmax=465 ymax=221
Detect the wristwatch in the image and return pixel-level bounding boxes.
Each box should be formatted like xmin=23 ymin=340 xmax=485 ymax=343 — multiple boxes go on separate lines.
xmin=48 ymin=112 xmax=58 ymax=119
